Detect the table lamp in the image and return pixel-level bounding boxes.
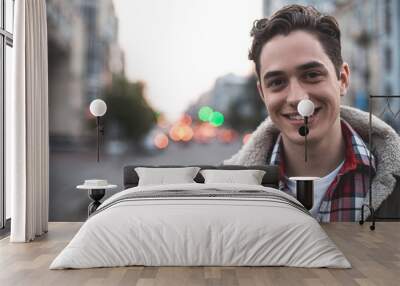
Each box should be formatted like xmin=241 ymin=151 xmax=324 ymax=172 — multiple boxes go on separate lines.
xmin=89 ymin=99 xmax=107 ymax=162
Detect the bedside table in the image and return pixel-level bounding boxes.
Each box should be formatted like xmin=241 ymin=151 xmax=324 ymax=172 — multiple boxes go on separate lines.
xmin=77 ymin=180 xmax=117 ymax=216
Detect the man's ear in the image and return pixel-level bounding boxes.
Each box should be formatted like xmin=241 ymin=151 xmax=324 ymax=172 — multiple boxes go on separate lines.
xmin=339 ymin=63 xmax=350 ymax=97
xmin=257 ymin=80 xmax=265 ymax=101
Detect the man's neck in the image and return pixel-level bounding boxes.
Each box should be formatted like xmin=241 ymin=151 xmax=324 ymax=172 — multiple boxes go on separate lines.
xmin=282 ymin=118 xmax=346 ymax=178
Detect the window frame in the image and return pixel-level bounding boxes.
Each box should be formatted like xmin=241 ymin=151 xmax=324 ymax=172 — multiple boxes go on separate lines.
xmin=0 ymin=0 xmax=14 ymax=230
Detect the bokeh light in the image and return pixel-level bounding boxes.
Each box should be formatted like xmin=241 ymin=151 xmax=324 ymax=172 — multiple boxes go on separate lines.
xmin=169 ymin=123 xmax=194 ymax=142
xmin=182 ymin=126 xmax=194 ymax=142
xmin=169 ymin=125 xmax=181 ymax=141
xmin=209 ymin=111 xmax=224 ymax=127
xmin=198 ymin=106 xmax=213 ymax=122
xmin=154 ymin=133 xmax=169 ymax=149
xmin=180 ymin=114 xmax=192 ymax=125
xmin=217 ymin=128 xmax=237 ymax=144
xmin=243 ymin=133 xmax=252 ymax=145
xmin=193 ymin=122 xmax=217 ymax=143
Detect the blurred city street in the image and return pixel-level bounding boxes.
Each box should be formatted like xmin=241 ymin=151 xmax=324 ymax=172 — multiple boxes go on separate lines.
xmin=44 ymin=0 xmax=400 ymax=224
xmin=50 ymin=140 xmax=242 ymax=221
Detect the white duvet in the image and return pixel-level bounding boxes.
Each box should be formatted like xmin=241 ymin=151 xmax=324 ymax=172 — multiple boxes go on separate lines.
xmin=50 ymin=183 xmax=351 ymax=269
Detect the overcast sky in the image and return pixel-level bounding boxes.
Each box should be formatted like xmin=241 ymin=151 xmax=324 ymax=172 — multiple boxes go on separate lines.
xmin=113 ymin=0 xmax=262 ymax=121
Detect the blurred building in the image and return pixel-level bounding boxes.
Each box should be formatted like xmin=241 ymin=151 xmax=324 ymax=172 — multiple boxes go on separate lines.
xmin=262 ymin=0 xmax=400 ymax=113
xmin=47 ymin=0 xmax=86 ymax=143
xmin=81 ymin=0 xmax=124 ymax=101
xmin=47 ymin=0 xmax=125 ymax=147
xmin=210 ymin=73 xmax=249 ymax=115
xmin=376 ymin=0 xmax=400 ymax=96
xmin=333 ymin=0 xmax=380 ymax=110
xmin=186 ymin=73 xmax=266 ymax=132
xmin=333 ymin=0 xmax=400 ymax=112
xmin=263 ymin=0 xmax=336 ymax=16
xmin=376 ymin=0 xmax=400 ymax=129
xmin=186 ymin=91 xmax=211 ymax=119
xmin=186 ymin=73 xmax=248 ymax=118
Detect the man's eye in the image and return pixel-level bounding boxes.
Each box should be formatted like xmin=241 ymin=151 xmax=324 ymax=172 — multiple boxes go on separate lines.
xmin=304 ymin=71 xmax=322 ymax=80
xmin=267 ymin=79 xmax=285 ymax=88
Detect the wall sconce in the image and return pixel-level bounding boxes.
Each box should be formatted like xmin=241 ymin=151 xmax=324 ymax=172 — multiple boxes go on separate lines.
xmin=89 ymin=99 xmax=107 ymax=162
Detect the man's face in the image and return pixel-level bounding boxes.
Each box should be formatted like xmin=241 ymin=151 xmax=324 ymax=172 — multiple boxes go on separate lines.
xmin=257 ymin=30 xmax=349 ymax=145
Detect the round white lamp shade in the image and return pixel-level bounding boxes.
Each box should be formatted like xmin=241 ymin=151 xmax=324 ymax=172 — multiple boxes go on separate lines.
xmin=90 ymin=99 xmax=107 ymax=117
xmin=297 ymin=99 xmax=315 ymax=117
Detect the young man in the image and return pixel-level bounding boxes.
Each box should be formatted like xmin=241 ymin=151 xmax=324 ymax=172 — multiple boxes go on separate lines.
xmin=224 ymin=5 xmax=400 ymax=222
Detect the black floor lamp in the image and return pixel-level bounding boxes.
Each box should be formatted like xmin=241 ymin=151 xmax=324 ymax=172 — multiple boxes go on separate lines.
xmin=359 ymin=95 xmax=400 ymax=230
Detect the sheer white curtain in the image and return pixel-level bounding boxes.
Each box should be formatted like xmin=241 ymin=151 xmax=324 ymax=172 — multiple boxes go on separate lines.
xmin=6 ymin=0 xmax=49 ymax=242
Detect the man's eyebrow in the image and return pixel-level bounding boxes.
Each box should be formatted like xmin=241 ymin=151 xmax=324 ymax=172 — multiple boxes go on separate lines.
xmin=263 ymin=61 xmax=327 ymax=81
xmin=296 ymin=61 xmax=327 ymax=71
xmin=263 ymin=70 xmax=285 ymax=81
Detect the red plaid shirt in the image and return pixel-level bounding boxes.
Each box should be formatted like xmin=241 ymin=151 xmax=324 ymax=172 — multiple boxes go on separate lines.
xmin=268 ymin=120 xmax=376 ymax=222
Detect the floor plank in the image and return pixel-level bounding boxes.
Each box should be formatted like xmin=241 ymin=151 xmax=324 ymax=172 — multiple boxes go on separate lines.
xmin=0 ymin=222 xmax=399 ymax=286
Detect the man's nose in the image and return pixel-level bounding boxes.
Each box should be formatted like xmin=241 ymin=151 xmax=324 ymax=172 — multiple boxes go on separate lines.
xmin=286 ymin=78 xmax=309 ymax=107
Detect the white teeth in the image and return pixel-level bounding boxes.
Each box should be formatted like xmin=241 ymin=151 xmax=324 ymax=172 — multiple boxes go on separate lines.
xmin=288 ymin=115 xmax=303 ymax=120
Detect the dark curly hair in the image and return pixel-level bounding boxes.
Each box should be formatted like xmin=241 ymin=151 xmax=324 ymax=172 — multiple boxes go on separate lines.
xmin=249 ymin=4 xmax=343 ymax=79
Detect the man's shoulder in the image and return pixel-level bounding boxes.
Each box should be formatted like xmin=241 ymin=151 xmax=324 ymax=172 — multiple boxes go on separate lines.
xmin=340 ymin=105 xmax=400 ymax=216
xmin=340 ymin=105 xmax=399 ymax=141
xmin=223 ymin=117 xmax=280 ymax=165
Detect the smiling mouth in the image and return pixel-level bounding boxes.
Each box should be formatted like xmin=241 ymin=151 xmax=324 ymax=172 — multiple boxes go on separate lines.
xmin=282 ymin=107 xmax=322 ymax=121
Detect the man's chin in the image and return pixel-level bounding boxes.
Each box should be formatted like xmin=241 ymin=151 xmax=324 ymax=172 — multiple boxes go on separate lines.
xmin=283 ymin=131 xmax=320 ymax=146
xmin=289 ymin=136 xmax=307 ymax=146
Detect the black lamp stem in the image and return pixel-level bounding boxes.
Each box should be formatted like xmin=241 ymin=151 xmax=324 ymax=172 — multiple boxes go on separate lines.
xmin=305 ymin=116 xmax=308 ymax=162
xmin=96 ymin=116 xmax=100 ymax=162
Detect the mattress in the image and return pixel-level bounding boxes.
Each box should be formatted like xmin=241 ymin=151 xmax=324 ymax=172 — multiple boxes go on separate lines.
xmin=50 ymin=183 xmax=351 ymax=269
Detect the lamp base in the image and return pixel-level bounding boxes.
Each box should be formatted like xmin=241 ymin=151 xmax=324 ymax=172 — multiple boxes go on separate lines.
xmin=295 ymin=180 xmax=313 ymax=210
xmin=88 ymin=189 xmax=105 ymax=216
xmin=359 ymin=203 xmax=375 ymax=231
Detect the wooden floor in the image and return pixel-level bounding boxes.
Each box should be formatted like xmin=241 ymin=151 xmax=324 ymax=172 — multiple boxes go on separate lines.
xmin=0 ymin=222 xmax=399 ymax=286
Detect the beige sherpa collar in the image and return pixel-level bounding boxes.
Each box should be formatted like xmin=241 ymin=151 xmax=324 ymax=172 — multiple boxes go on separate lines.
xmin=224 ymin=105 xmax=400 ymax=216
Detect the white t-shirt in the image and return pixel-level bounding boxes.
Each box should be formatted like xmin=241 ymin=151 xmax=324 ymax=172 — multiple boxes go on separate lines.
xmin=286 ymin=160 xmax=345 ymax=218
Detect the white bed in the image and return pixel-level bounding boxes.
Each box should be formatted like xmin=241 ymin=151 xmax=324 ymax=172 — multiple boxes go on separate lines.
xmin=50 ymin=183 xmax=351 ymax=269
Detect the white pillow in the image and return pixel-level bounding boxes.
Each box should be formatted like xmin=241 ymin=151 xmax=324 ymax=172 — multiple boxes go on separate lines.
xmin=200 ymin=169 xmax=266 ymax=185
xmin=135 ymin=167 xmax=200 ymax=186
